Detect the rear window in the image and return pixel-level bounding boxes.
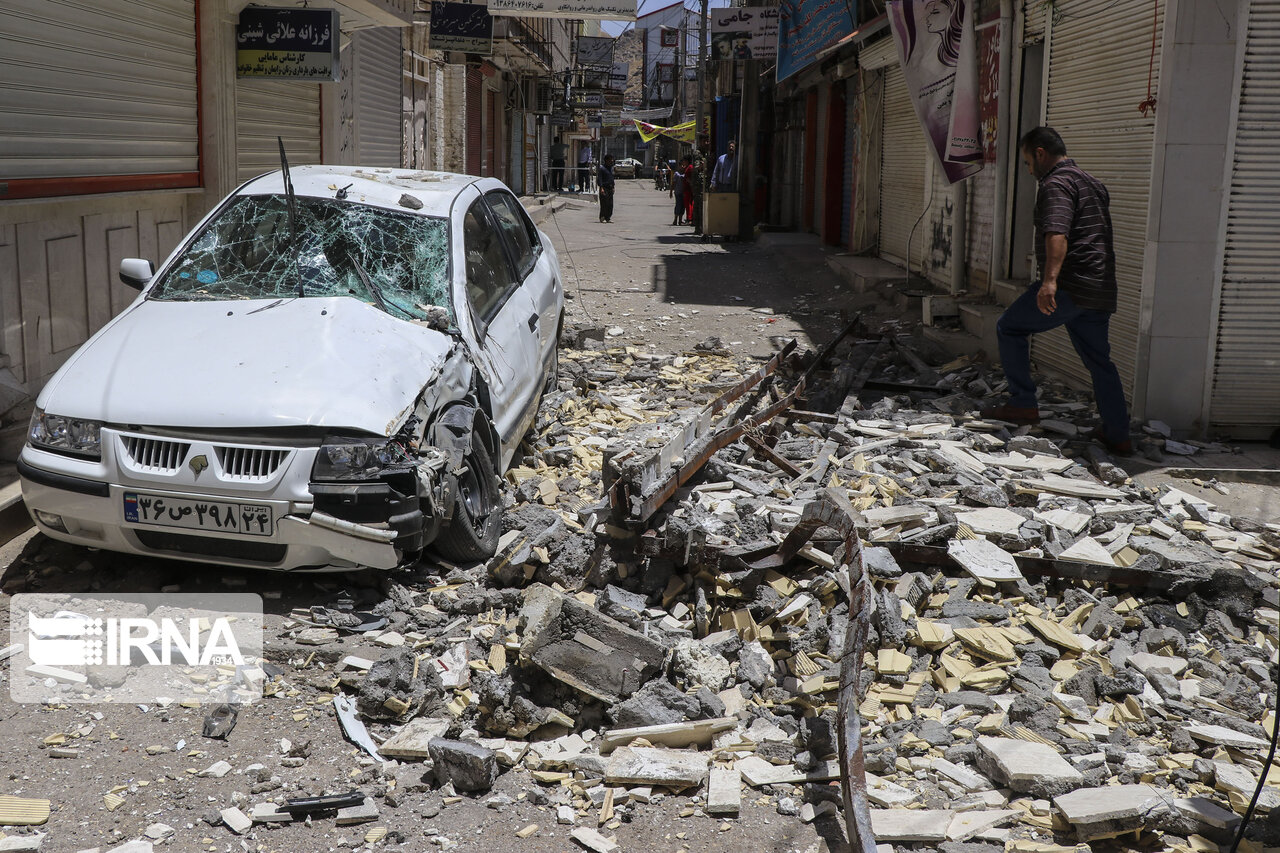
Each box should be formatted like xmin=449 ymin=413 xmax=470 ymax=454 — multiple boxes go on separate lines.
xmin=151 ymin=195 xmax=452 ymax=322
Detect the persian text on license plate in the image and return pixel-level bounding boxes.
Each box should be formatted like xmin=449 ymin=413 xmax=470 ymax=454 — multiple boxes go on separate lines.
xmin=123 ymin=492 xmax=273 ymax=536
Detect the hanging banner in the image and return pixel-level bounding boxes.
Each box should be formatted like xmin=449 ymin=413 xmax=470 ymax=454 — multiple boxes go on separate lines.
xmin=487 ymin=0 xmax=636 ymax=21
xmin=776 ymin=0 xmax=855 ymax=81
xmin=710 ymin=3 xmax=779 ymax=62
xmin=236 ymin=7 xmax=340 ymax=80
xmin=632 ymin=119 xmax=696 ymax=144
xmin=429 ymin=1 xmax=494 ymax=53
xmin=887 ymin=0 xmax=984 ymax=183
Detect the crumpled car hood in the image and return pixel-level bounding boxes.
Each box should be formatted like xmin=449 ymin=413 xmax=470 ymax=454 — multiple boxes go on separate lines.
xmin=40 ymin=297 xmax=455 ymax=435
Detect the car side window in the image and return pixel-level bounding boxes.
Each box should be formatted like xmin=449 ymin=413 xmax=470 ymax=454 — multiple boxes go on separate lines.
xmin=485 ymin=191 xmax=541 ymax=280
xmin=463 ymin=199 xmax=518 ymax=322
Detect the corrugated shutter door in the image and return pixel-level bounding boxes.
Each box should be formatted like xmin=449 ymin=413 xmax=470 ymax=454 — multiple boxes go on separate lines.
xmin=1022 ymin=0 xmax=1047 ymax=42
xmin=842 ymin=81 xmax=856 ymax=246
xmin=485 ymin=88 xmax=497 ymax=178
xmin=1210 ymin=1 xmax=1280 ymax=435
xmin=0 ymin=0 xmax=197 ymax=179
xmin=354 ymin=27 xmax=402 ymax=167
xmin=236 ymin=80 xmax=321 ymax=184
xmin=1032 ymin=0 xmax=1162 ymax=397
xmin=879 ymin=63 xmax=927 ymax=267
xmin=466 ymin=69 xmax=482 ymax=176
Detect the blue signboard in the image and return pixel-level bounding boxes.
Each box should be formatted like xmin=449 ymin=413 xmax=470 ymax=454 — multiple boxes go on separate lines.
xmin=776 ymin=0 xmax=855 ymax=81
xmin=237 ymin=7 xmax=340 ymax=81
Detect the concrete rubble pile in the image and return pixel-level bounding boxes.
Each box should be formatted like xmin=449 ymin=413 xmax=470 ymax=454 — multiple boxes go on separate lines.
xmin=18 ymin=324 xmax=1274 ymax=853
xmin=290 ymin=323 xmax=1280 ymax=852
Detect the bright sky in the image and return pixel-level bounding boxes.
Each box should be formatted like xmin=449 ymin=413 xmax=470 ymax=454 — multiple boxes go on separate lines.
xmin=598 ymin=0 xmax=731 ymax=36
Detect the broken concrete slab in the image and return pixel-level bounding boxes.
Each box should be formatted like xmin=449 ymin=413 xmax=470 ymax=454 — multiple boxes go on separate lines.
xmin=520 ymin=583 xmax=667 ymax=703
xmin=1187 ymin=723 xmax=1269 ymax=751
xmin=379 ymin=717 xmax=451 ymax=760
xmin=955 ymin=508 xmax=1027 ymax=537
xmin=871 ymin=808 xmax=953 ymax=842
xmin=335 ymin=797 xmax=380 ymax=825
xmin=1053 ymin=783 xmax=1174 ymax=842
xmin=946 ymin=809 xmax=1018 ymax=842
xmin=736 ymin=756 xmax=841 ymax=787
xmin=220 ymin=807 xmax=252 ymax=835
xmin=948 ymin=539 xmax=1023 ymax=584
xmin=604 ymin=747 xmax=709 ymax=789
xmin=428 ymin=739 xmax=499 ymax=792
xmin=706 ymin=764 xmax=741 ymax=816
xmin=975 ymin=737 xmax=1083 ymax=798
xmin=599 ymin=717 xmax=737 ymax=753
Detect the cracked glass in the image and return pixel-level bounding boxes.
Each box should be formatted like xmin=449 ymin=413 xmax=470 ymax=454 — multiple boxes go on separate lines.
xmin=150 ymin=195 xmax=452 ymax=322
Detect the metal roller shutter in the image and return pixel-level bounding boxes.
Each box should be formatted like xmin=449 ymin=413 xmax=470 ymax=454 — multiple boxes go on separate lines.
xmin=879 ymin=63 xmax=927 ymax=268
xmin=236 ymin=80 xmax=321 ymax=184
xmin=1022 ymin=0 xmax=1048 ymax=42
xmin=1031 ymin=0 xmax=1162 ymax=398
xmin=0 ymin=0 xmax=198 ymax=179
xmin=1209 ymin=1 xmax=1280 ymax=436
xmin=466 ymin=69 xmax=482 ymax=176
xmin=354 ymin=27 xmax=403 ymax=167
xmin=485 ymin=88 xmax=498 ymax=178
xmin=842 ymin=78 xmax=857 ymax=246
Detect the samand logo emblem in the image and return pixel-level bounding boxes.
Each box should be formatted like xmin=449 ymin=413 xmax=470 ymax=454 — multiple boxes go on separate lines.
xmin=189 ymin=454 xmax=209 ymax=476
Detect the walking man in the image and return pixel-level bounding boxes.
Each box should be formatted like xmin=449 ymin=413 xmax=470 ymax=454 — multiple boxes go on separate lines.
xmin=577 ymin=144 xmax=593 ymax=193
xmin=711 ymin=140 xmax=737 ymax=192
xmin=981 ymin=126 xmax=1132 ymax=454
xmin=690 ymin=135 xmax=709 ymax=235
xmin=597 ymin=155 xmax=615 ymax=223
xmin=550 ymin=136 xmax=568 ymax=191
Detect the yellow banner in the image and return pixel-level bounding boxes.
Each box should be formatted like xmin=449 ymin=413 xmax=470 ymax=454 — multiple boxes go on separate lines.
xmin=632 ymin=119 xmax=696 ymax=144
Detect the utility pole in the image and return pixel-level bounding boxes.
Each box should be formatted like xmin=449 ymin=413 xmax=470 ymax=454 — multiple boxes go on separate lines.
xmin=695 ymin=0 xmax=707 ymax=138
xmin=673 ymin=15 xmax=683 ymax=123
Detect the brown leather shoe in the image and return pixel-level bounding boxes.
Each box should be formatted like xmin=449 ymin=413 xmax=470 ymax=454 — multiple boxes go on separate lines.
xmin=1088 ymin=427 xmax=1133 ymax=456
xmin=979 ymin=404 xmax=1041 ymax=425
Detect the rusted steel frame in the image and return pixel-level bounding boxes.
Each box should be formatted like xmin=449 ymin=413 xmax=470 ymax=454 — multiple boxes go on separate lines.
xmin=861 ymin=379 xmax=949 ymax=395
xmin=630 ymin=388 xmax=802 ymax=523
xmin=706 ymin=338 xmax=797 ymax=418
xmin=800 ymin=312 xmax=863 ymax=388
xmin=743 ymin=433 xmax=804 ymax=477
xmin=764 ymin=489 xmax=875 ymax=853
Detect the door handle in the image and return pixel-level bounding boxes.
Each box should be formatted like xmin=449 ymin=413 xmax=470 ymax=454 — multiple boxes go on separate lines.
xmin=528 ymin=313 xmax=539 ymax=332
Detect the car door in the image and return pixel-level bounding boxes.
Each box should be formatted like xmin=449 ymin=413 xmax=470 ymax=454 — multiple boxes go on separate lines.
xmin=483 ymin=188 xmax=560 ymax=372
xmin=458 ymin=194 xmax=539 ymax=462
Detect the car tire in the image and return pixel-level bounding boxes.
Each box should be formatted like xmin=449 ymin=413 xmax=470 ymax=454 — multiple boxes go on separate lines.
xmin=543 ymin=345 xmax=559 ymax=396
xmin=433 ymin=439 xmax=501 ymax=562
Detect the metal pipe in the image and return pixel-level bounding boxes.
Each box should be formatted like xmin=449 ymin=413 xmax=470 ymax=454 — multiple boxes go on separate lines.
xmin=952 ymin=176 xmax=968 ymax=294
xmin=989 ymin=0 xmax=1015 ymax=282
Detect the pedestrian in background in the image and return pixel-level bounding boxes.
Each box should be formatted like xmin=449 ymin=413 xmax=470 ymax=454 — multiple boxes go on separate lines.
xmin=711 ymin=140 xmax=738 ymax=192
xmin=578 ymin=145 xmax=593 ymax=193
xmin=597 ymin=155 xmax=616 ymax=223
xmin=550 ymin=136 xmax=568 ymax=191
xmin=981 ymin=126 xmax=1132 ymax=455
xmin=680 ymin=155 xmax=695 ymax=226
xmin=690 ymin=136 xmax=709 ymax=235
xmin=671 ymin=159 xmax=685 ymax=224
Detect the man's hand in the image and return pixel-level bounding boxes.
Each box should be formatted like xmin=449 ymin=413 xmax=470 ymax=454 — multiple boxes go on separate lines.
xmin=1037 ymin=280 xmax=1058 ymax=315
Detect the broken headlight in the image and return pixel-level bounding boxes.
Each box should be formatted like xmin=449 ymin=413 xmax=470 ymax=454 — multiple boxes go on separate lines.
xmin=28 ymin=408 xmax=103 ymax=459
xmin=312 ymin=436 xmax=413 ymax=481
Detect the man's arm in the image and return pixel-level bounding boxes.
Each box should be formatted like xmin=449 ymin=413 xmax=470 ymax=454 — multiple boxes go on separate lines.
xmin=1038 ymin=233 xmax=1068 ymax=315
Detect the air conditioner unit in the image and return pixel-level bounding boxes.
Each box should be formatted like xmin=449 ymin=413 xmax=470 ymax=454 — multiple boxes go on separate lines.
xmin=533 ymin=81 xmax=555 ymax=114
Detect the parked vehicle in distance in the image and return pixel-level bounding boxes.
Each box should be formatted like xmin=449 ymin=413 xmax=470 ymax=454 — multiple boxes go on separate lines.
xmin=19 ymin=166 xmax=564 ymax=572
xmin=612 ymin=158 xmax=643 ymax=178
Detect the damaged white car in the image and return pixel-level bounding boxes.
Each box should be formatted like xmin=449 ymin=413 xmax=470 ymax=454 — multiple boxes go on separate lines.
xmin=18 ymin=166 xmax=563 ymax=571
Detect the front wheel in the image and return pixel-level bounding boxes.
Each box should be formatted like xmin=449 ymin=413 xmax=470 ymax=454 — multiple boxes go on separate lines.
xmin=433 ymin=439 xmax=501 ymax=562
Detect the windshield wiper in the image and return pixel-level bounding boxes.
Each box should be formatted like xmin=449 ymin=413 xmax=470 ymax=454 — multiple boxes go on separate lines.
xmin=278 ymin=137 xmax=304 ymax=298
xmin=348 ymin=256 xmax=412 ymax=320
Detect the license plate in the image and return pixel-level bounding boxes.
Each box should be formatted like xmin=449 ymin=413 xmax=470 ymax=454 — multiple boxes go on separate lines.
xmin=123 ymin=492 xmax=273 ymax=537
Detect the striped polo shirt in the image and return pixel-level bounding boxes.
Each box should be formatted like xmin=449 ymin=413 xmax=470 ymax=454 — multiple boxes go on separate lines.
xmin=1034 ymin=158 xmax=1117 ymax=313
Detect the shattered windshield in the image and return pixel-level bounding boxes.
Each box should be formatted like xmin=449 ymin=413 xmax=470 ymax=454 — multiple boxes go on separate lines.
xmin=150 ymin=195 xmax=452 ymax=322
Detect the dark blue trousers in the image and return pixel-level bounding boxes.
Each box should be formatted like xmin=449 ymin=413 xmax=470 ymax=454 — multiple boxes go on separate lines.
xmin=996 ymin=281 xmax=1130 ymax=443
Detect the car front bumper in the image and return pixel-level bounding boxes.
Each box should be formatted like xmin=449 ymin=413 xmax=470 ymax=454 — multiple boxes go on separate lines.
xmin=19 ymin=446 xmax=414 ymax=572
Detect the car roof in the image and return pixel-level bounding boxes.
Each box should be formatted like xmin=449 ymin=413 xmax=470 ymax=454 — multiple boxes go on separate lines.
xmin=238 ymin=165 xmax=485 ymax=218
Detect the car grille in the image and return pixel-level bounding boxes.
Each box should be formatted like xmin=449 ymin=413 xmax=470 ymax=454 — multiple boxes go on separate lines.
xmin=215 ymin=446 xmax=289 ymax=482
xmin=121 ymin=436 xmax=190 ymax=473
xmin=134 ymin=530 xmax=287 ymax=564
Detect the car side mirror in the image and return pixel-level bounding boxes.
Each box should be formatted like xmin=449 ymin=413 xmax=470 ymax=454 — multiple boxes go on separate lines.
xmin=119 ymin=258 xmax=155 ymax=291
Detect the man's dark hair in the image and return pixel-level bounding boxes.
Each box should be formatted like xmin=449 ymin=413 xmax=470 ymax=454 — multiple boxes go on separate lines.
xmin=1020 ymin=126 xmax=1067 ymax=157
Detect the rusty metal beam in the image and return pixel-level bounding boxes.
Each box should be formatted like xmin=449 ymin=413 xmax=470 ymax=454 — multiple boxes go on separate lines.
xmin=707 ymin=338 xmax=797 ymax=418
xmin=743 ymin=433 xmax=803 ymax=477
